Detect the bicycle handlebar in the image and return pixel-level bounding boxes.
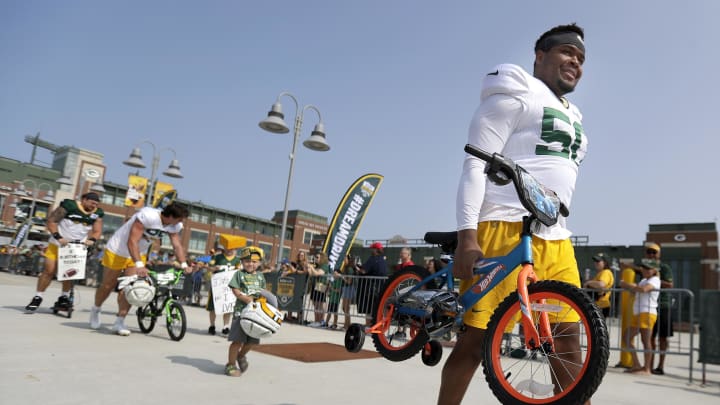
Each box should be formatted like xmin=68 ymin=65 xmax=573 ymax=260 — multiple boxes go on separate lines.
xmin=464 ymin=144 xmax=569 ymax=224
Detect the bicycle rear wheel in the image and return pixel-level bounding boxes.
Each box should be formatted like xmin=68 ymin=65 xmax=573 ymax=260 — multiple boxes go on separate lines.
xmin=137 ymin=302 xmax=157 ymax=333
xmin=166 ymin=301 xmax=186 ymax=341
xmin=483 ymin=280 xmax=608 ymax=405
xmin=371 ymin=266 xmax=431 ymax=361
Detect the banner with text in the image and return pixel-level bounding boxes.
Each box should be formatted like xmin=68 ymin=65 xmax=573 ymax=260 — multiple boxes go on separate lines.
xmin=211 ymin=270 xmax=238 ymax=315
xmin=57 ymin=244 xmax=87 ymax=281
xmin=125 ymin=175 xmax=148 ymax=208
xmin=323 ymin=173 xmax=384 ymax=272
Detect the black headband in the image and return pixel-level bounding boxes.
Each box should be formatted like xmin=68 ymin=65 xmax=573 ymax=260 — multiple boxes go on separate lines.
xmin=82 ymin=192 xmax=100 ymax=202
xmin=536 ymin=31 xmax=585 ymax=54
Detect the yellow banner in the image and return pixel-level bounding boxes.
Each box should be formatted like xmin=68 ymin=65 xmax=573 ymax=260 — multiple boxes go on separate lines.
xmin=125 ymin=175 xmax=148 ymax=207
xmin=152 ymin=181 xmax=174 ymax=206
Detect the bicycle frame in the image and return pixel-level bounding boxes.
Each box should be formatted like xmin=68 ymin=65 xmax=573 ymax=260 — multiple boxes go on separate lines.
xmin=148 ymin=269 xmax=183 ymax=315
xmin=375 ymin=215 xmax=554 ymax=352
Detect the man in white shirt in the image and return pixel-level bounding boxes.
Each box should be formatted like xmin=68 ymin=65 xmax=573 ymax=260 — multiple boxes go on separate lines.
xmin=439 ymin=23 xmax=591 ymax=405
xmin=90 ymin=202 xmax=190 ymax=335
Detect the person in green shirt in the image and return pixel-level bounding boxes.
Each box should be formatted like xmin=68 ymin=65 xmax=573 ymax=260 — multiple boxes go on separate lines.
xmin=206 ymin=246 xmax=242 ymax=335
xmin=225 ymin=246 xmax=273 ymax=377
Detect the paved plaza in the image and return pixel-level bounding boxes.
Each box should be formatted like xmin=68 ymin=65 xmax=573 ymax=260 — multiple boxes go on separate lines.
xmin=1 ymin=271 xmax=718 ymax=405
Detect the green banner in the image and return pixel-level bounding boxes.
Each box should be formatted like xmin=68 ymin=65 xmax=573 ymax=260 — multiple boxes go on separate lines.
xmin=322 ymin=173 xmax=384 ymax=271
xmin=265 ymin=272 xmax=306 ymax=312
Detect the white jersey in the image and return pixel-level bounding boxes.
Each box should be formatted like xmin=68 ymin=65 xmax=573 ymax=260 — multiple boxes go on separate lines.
xmin=50 ymin=199 xmax=104 ymax=246
xmin=633 ymin=276 xmax=660 ymax=315
xmin=456 ymin=64 xmax=588 ymax=240
xmin=105 ymin=207 xmax=183 ymax=258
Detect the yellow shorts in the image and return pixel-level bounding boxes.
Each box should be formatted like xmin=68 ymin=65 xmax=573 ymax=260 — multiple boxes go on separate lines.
xmin=631 ymin=312 xmax=657 ymax=329
xmin=44 ymin=244 xmax=59 ymax=260
xmin=461 ymin=221 xmax=581 ymax=329
xmin=101 ymin=250 xmax=146 ymax=271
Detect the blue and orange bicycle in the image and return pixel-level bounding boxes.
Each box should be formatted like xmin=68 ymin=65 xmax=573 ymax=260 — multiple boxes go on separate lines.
xmin=345 ymin=144 xmax=608 ymax=404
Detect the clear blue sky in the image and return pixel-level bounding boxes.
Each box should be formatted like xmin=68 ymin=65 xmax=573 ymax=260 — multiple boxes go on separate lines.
xmin=2 ymin=1 xmax=718 ymax=246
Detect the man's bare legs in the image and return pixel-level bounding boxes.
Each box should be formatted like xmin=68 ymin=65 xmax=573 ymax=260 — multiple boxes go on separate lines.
xmin=94 ymin=267 xmax=120 ymax=307
xmin=35 ymin=259 xmax=72 ymax=294
xmin=26 ymin=257 xmax=73 ymax=311
xmin=438 ymin=326 xmax=485 ymax=405
xmin=438 ymin=323 xmax=590 ymax=405
xmin=551 ymin=322 xmax=591 ymax=404
xmin=90 ymin=267 xmax=121 ymax=330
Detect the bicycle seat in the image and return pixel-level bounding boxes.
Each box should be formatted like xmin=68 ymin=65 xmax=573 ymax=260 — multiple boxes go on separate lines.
xmin=424 ymin=231 xmax=457 ymax=254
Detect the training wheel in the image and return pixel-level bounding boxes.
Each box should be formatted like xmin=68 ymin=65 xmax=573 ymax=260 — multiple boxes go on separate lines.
xmin=421 ymin=340 xmax=443 ymax=366
xmin=344 ymin=323 xmax=366 ymax=353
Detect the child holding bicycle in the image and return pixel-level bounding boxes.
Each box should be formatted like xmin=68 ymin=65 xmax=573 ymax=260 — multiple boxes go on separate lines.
xmin=225 ymin=246 xmax=274 ymax=377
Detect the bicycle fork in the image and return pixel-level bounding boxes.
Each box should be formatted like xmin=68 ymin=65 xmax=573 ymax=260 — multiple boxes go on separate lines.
xmin=517 ymin=263 xmax=554 ymax=353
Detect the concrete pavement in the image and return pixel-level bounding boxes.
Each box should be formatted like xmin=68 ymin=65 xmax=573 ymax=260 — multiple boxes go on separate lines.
xmin=1 ymin=271 xmax=718 ymax=405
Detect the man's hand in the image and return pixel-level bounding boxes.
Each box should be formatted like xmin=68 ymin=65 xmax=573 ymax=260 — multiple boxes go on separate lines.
xmin=133 ymin=263 xmax=149 ymax=278
xmin=454 ymin=229 xmax=484 ymax=280
xmin=84 ymin=239 xmax=95 ymax=248
xmin=57 ymin=237 xmax=69 ymax=247
xmin=181 ymin=261 xmax=191 ymax=274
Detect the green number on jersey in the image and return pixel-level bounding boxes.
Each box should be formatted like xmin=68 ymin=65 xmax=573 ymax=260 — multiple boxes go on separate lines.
xmin=536 ymin=107 xmax=584 ymax=164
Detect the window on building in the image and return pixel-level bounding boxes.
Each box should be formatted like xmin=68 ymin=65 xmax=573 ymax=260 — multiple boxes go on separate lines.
xmin=102 ymin=214 xmax=126 ymax=240
xmin=258 ymin=242 xmax=272 ymax=263
xmin=188 ymin=229 xmax=208 ymax=254
xmin=100 ymin=193 xmax=112 ymax=205
xmin=303 ymin=230 xmax=319 ymax=245
xmin=281 ymin=246 xmax=290 ymax=262
xmin=160 ymin=232 xmax=173 ymax=250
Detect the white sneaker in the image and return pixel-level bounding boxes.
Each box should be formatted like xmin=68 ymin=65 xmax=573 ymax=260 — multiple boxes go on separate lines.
xmin=112 ymin=321 xmax=131 ymax=336
xmin=89 ymin=307 xmax=101 ymax=329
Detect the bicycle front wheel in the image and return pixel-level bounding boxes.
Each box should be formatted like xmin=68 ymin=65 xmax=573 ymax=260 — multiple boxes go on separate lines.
xmin=166 ymin=301 xmax=187 ymax=341
xmin=137 ymin=302 xmax=157 ymax=333
xmin=483 ymin=280 xmax=608 ymax=405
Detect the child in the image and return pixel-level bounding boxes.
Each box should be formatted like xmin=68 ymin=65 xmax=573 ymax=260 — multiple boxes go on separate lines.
xmin=620 ymin=258 xmax=661 ymax=374
xmin=225 ymin=246 xmax=269 ymax=377
xmin=324 ymin=270 xmax=343 ymax=329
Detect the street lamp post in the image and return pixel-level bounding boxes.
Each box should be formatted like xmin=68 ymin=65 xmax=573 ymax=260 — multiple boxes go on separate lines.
xmin=259 ymin=92 xmax=331 ymax=266
xmin=122 ymin=140 xmax=183 ymax=206
xmin=11 ymin=180 xmax=56 ymax=248
xmin=14 ymin=180 xmax=55 ymax=224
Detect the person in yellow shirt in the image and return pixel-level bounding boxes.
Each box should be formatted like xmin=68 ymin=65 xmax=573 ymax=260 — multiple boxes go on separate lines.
xmin=583 ymin=253 xmax=615 ymax=318
xmin=615 ymin=260 xmax=638 ymax=368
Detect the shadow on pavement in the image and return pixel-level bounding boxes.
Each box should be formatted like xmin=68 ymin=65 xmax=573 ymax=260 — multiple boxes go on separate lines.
xmin=166 ymin=355 xmax=223 ymax=374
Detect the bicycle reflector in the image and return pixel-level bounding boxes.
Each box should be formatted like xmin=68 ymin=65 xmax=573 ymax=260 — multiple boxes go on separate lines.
xmin=239 ymin=297 xmax=283 ymax=339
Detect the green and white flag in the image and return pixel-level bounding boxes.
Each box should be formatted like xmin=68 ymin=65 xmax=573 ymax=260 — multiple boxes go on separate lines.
xmin=323 ymin=174 xmax=384 ymax=271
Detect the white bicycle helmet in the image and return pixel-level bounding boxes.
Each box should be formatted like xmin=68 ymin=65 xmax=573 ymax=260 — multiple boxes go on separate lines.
xmin=239 ymin=297 xmax=283 ymax=339
xmin=123 ymin=278 xmax=156 ymax=307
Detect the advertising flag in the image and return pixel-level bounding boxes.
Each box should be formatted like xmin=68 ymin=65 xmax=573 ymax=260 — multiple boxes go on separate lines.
xmin=152 ymin=181 xmax=174 ymax=207
xmin=125 ymin=175 xmax=148 ymax=207
xmin=323 ymin=174 xmax=384 ymax=271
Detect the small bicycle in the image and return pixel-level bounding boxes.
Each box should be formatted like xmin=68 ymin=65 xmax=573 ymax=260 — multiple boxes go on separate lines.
xmin=134 ymin=267 xmax=188 ymax=341
xmin=345 ymin=144 xmax=608 ymax=405
xmin=51 ymin=241 xmax=94 ymax=319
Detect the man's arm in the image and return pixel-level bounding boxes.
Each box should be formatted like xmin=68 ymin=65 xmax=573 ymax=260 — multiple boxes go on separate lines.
xmin=168 ymin=232 xmax=188 ymax=271
xmin=46 ymin=206 xmax=68 ymax=245
xmin=126 ymin=219 xmax=145 ymax=266
xmin=454 ymin=95 xmax=523 ymax=280
xmin=86 ymin=217 xmax=103 ymax=246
